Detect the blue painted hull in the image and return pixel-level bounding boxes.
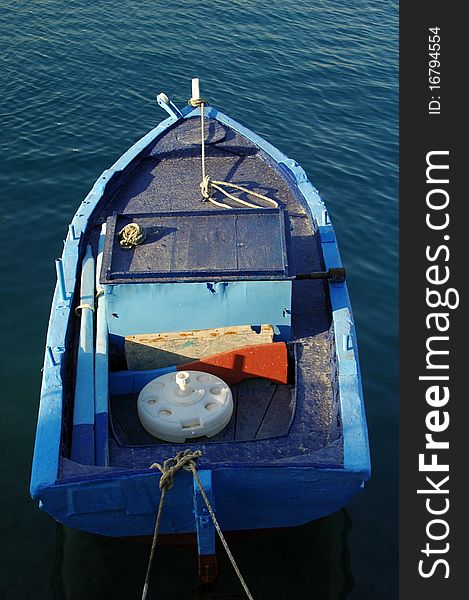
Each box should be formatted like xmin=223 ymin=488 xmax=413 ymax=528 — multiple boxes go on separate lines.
xmin=39 ymin=466 xmax=363 ymax=537
xmin=31 ymin=93 xmax=370 ymax=539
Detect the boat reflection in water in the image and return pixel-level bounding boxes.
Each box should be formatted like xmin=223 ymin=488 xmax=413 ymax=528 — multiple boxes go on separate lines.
xmin=53 ymin=510 xmax=352 ymax=599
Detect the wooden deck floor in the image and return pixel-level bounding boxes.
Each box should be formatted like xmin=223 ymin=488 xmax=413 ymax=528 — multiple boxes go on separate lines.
xmin=110 ymin=379 xmax=295 ymax=446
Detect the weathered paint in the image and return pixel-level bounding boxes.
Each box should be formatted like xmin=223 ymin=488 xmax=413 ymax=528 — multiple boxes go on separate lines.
xmin=108 ymin=342 xmax=288 ymax=396
xmin=124 ymin=324 xmax=274 ymax=371
xmin=71 ymin=245 xmax=95 ymax=465
xmin=95 ymin=225 xmax=109 ymax=466
xmin=104 ymin=280 xmax=292 ymax=340
xmin=109 ymin=365 xmax=177 ymax=397
xmin=193 ymin=470 xmax=216 ymax=556
xmin=36 ymin=465 xmax=365 ymax=537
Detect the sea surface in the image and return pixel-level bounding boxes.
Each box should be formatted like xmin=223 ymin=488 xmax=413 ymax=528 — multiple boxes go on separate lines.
xmin=0 ymin=1 xmax=398 ymax=598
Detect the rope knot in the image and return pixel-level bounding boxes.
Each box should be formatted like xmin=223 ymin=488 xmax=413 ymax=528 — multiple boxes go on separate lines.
xmin=200 ymin=175 xmax=213 ymax=200
xmin=150 ymin=449 xmax=202 ymax=491
xmin=188 ymin=97 xmax=209 ymax=107
xmin=118 ymin=223 xmax=146 ymax=249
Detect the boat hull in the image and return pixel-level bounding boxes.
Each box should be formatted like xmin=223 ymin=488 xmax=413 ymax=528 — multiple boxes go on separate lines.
xmin=31 ymin=98 xmax=370 ymax=539
xmin=38 ymin=465 xmax=365 ymax=537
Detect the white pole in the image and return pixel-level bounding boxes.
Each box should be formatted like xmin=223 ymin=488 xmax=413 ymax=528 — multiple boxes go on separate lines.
xmin=192 ymin=78 xmax=200 ymax=100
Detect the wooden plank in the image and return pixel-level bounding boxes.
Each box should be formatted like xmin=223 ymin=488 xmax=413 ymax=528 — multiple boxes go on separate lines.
xmin=180 ymin=342 xmax=288 ymax=386
xmin=110 ymin=394 xmax=161 ymax=446
xmin=207 ymin=388 xmax=238 ymax=442
xmin=234 ymin=381 xmax=276 ymax=441
xmin=255 ymin=384 xmax=296 ymax=440
xmin=125 ymin=324 xmax=274 ymax=371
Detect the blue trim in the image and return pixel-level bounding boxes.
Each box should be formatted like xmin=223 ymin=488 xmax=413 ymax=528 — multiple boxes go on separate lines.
xmin=109 ymin=365 xmax=177 ymax=396
xmin=95 ymin=226 xmax=109 ymax=466
xmin=70 ymin=424 xmax=95 ymax=465
xmin=72 ymin=247 xmax=95 ymax=427
xmin=71 ymin=246 xmax=95 ymax=465
xmin=30 ymin=344 xmax=64 ymax=496
xmin=36 ymin=466 xmax=365 ymax=537
xmin=193 ymin=470 xmax=216 ymax=556
xmin=95 ymin=413 xmax=109 ymax=467
xmin=156 ymin=93 xmax=183 ymax=119
xmin=94 ymin=346 xmax=109 ymax=415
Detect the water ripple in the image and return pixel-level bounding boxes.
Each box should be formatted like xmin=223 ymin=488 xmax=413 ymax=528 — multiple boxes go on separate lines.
xmin=0 ymin=1 xmax=397 ymax=597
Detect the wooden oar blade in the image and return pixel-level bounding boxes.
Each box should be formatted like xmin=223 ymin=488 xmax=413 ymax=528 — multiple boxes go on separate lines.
xmin=178 ymin=342 xmax=288 ymax=386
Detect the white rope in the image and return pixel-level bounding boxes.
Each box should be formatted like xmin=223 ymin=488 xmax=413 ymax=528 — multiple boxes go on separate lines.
xmin=201 ymin=177 xmax=279 ymax=209
xmin=75 ymin=303 xmax=95 ymax=316
xmin=195 ymin=101 xmax=278 ymax=210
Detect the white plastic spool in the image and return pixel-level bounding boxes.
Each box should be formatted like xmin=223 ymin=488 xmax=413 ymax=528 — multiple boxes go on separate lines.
xmin=137 ymin=370 xmax=233 ymax=442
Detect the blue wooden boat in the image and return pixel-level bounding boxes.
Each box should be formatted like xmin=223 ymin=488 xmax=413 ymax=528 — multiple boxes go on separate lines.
xmin=31 ymin=80 xmax=370 ymax=572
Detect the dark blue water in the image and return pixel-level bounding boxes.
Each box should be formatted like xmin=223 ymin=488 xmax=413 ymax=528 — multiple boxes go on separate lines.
xmin=0 ymin=1 xmax=397 ymax=598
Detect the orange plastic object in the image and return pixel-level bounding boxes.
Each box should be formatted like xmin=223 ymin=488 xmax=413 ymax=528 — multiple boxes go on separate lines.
xmin=178 ymin=342 xmax=288 ymax=386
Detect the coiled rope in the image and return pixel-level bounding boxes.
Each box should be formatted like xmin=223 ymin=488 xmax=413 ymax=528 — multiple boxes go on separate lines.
xmin=141 ymin=449 xmax=254 ymax=600
xmin=118 ymin=222 xmax=146 ymax=248
xmin=188 ymin=98 xmax=278 ymax=210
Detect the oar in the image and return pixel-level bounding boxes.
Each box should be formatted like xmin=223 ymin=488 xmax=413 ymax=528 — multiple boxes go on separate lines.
xmin=109 ymin=342 xmax=289 ymax=396
xmin=95 ymin=224 xmax=109 ymax=466
xmin=71 ymin=245 xmax=95 ymax=465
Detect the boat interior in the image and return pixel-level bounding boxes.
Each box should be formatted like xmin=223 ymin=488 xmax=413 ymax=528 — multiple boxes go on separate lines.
xmin=59 ymin=116 xmax=343 ymax=478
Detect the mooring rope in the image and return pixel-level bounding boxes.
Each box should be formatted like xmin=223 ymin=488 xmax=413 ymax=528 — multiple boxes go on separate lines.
xmin=188 ymin=98 xmax=278 ymax=210
xmin=141 ymin=449 xmax=254 ymax=600
xmin=189 ymin=463 xmax=254 ymax=600
xmin=142 ymin=450 xmax=202 ymax=600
